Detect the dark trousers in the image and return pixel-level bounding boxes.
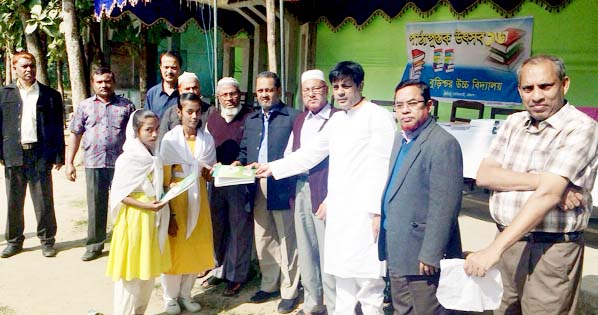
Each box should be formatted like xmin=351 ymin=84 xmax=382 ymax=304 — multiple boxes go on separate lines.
xmin=85 ymin=168 xmax=114 ymax=251
xmin=389 ymin=273 xmax=451 ymax=315
xmin=208 ymin=183 xmax=253 ymax=283
xmin=4 ymin=149 xmax=56 ymax=247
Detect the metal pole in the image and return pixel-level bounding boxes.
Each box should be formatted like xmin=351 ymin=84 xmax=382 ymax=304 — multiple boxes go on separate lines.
xmin=213 ymin=0 xmax=219 ymax=107
xmin=279 ymin=0 xmax=285 ymax=100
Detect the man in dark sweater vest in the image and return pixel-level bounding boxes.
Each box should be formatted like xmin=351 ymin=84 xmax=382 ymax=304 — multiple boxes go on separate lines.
xmin=204 ymin=77 xmax=253 ymax=297
xmin=289 ymin=70 xmax=339 ymax=315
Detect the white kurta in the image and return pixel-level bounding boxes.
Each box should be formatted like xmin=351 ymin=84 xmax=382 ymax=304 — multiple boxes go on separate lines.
xmin=270 ymin=101 xmax=396 ymax=279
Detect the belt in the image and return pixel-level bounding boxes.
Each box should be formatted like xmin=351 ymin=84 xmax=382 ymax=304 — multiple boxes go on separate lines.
xmin=497 ymin=224 xmax=582 ymax=243
xmin=21 ymin=142 xmax=38 ymax=150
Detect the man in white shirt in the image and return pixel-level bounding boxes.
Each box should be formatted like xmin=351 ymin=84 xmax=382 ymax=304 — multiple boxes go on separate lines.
xmin=0 ymin=51 xmax=65 ymax=258
xmin=255 ymin=61 xmax=396 ymax=315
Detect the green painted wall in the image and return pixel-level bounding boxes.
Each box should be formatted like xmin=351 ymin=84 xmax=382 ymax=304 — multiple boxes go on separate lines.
xmin=315 ymin=0 xmax=598 ymax=120
xmin=158 ymin=23 xmax=224 ymax=100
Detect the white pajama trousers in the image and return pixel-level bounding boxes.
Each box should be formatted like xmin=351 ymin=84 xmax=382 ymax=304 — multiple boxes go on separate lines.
xmin=113 ymin=278 xmax=155 ymax=315
xmin=334 ymin=276 xmax=385 ymax=315
xmin=161 ymin=274 xmax=197 ymax=302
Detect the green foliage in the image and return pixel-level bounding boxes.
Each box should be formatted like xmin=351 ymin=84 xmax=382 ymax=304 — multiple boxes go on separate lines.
xmin=0 ymin=1 xmax=24 ymax=52
xmin=25 ymin=0 xmax=63 ymax=64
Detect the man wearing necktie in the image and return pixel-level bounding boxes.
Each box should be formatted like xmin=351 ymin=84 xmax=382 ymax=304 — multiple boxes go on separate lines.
xmin=378 ymin=79 xmax=463 ymax=315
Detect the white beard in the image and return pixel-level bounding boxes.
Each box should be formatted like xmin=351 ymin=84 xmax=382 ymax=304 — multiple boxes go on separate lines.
xmin=221 ymin=105 xmax=241 ymax=123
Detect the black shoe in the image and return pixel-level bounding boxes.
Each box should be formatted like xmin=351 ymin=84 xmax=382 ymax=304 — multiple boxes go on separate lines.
xmin=201 ymin=275 xmax=226 ymax=288
xmin=1 ymin=244 xmax=23 ymax=258
xmin=42 ymin=245 xmax=57 ymax=257
xmin=249 ymin=290 xmax=280 ymax=303
xmin=277 ymin=297 xmax=299 ymax=314
xmin=81 ymin=249 xmax=102 ymax=261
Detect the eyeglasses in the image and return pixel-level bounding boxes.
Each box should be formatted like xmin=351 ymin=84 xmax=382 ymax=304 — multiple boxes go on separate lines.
xmin=218 ymin=92 xmax=239 ymax=99
xmin=393 ymin=100 xmax=426 ymax=111
xmin=301 ymin=85 xmax=326 ymax=95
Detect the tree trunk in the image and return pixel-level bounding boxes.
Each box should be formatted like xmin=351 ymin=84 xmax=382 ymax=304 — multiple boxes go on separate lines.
xmin=266 ymin=0 xmax=277 ymax=73
xmin=18 ymin=5 xmax=50 ymax=85
xmin=56 ymin=60 xmax=64 ymax=100
xmin=62 ymin=0 xmax=88 ymax=111
xmin=4 ymin=47 xmax=12 ymax=85
xmin=139 ymin=27 xmax=148 ymax=107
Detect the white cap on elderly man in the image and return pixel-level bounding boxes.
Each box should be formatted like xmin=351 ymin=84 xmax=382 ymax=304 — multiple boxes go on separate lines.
xmin=217 ymin=77 xmax=240 ymax=89
xmin=301 ymin=69 xmax=325 ymax=84
xmin=178 ymin=71 xmax=198 ymax=82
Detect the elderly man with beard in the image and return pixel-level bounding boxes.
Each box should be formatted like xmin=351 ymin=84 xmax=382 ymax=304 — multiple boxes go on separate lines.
xmin=159 ymin=72 xmax=215 ymax=140
xmin=202 ymin=77 xmax=254 ymax=296
xmin=255 ymin=61 xmax=396 ymax=315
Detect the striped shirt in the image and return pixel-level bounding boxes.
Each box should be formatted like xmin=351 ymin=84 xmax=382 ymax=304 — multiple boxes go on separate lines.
xmin=487 ymin=104 xmax=598 ymax=232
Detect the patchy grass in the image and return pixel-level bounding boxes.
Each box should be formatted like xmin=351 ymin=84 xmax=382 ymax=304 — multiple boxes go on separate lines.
xmin=69 ymin=199 xmax=87 ymax=210
xmin=72 ymin=218 xmax=88 ymax=229
xmin=0 ymin=306 xmax=16 ymax=315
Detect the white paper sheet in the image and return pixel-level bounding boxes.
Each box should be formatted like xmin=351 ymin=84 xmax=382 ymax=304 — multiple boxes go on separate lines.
xmin=436 ymin=258 xmax=503 ymax=312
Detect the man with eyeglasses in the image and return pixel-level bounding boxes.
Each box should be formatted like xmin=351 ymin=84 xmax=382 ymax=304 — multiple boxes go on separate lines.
xmin=254 ymin=61 xmax=396 ymax=314
xmin=203 ymin=77 xmax=253 ymax=297
xmin=284 ymin=69 xmax=339 ymax=315
xmin=159 ymin=72 xmax=215 ymax=140
xmin=379 ymin=79 xmax=463 ymax=314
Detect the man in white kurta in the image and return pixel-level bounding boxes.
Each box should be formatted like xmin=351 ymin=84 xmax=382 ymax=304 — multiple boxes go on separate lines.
xmin=257 ymin=61 xmax=396 ymax=315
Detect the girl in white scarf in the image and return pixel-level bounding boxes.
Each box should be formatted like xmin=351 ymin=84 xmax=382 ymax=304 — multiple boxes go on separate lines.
xmin=159 ymin=93 xmax=217 ymax=314
xmin=106 ymin=109 xmax=171 ymax=315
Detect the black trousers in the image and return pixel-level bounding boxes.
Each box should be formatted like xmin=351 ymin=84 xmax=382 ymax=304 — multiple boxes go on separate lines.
xmin=208 ymin=183 xmax=254 ymax=283
xmin=85 ymin=168 xmax=114 ymax=251
xmin=389 ymin=273 xmax=453 ymax=315
xmin=4 ymin=149 xmax=57 ymax=246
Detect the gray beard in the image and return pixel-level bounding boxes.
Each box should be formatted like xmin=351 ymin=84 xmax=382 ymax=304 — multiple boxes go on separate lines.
xmin=221 ymin=106 xmax=241 ymax=122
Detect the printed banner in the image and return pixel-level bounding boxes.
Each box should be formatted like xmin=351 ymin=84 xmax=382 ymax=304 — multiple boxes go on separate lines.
xmin=401 ymin=17 xmax=533 ymax=105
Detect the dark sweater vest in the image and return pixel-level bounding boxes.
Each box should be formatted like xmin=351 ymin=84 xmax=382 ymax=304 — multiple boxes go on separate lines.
xmin=206 ymin=107 xmax=252 ymax=165
xmin=291 ymin=106 xmax=339 ymax=213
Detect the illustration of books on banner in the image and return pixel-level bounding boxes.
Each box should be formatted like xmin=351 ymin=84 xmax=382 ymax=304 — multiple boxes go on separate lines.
xmin=444 ymin=49 xmax=455 ymax=73
xmin=487 ymin=28 xmax=525 ymax=71
xmin=213 ymin=164 xmax=256 ymax=187
xmin=410 ymin=49 xmax=425 ymax=79
xmin=160 ymin=170 xmax=198 ymax=203
xmin=433 ymin=48 xmax=444 ymax=72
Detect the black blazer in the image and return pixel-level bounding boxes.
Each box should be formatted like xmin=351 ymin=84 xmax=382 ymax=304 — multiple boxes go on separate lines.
xmin=0 ymin=82 xmax=65 ymax=168
xmin=238 ymin=102 xmax=299 ymax=210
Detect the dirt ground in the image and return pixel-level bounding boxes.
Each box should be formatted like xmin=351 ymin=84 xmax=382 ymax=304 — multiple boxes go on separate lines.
xmin=1 ymin=165 xmax=597 ymax=315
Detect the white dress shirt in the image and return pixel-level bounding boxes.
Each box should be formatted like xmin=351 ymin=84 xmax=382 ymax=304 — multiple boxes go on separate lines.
xmin=18 ymin=80 xmax=40 ymax=144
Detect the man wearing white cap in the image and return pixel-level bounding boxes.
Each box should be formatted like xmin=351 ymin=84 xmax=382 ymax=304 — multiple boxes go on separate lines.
xmin=202 ymin=77 xmax=254 ymax=296
xmin=284 ymin=69 xmax=339 ymax=315
xmin=254 ymin=61 xmax=396 ymax=315
xmin=158 ymin=71 xmax=215 ymax=140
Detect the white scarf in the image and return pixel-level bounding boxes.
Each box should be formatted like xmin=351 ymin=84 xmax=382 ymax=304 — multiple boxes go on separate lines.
xmin=109 ymin=112 xmax=169 ymax=253
xmin=160 ymin=125 xmax=216 ymax=239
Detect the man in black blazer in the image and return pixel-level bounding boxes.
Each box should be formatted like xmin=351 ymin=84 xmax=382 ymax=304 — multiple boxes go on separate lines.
xmin=237 ymin=71 xmax=300 ymax=313
xmin=0 ymin=51 xmax=65 ymax=258
xmin=378 ymin=80 xmax=463 ymax=314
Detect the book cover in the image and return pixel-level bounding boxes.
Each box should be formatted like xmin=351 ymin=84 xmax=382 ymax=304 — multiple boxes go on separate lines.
xmin=491 ymin=28 xmax=525 ymax=54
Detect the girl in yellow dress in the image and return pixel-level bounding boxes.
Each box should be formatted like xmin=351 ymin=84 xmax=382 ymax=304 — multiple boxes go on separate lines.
xmin=159 ymin=93 xmax=216 ymax=314
xmin=106 ymin=109 xmax=171 ymax=315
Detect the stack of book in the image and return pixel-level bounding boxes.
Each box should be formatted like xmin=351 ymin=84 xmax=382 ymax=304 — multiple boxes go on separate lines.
xmin=410 ymin=49 xmax=425 ymax=79
xmin=487 ymin=28 xmax=525 ymax=71
xmin=433 ymin=48 xmax=444 ymax=72
xmin=444 ymin=49 xmax=455 ymax=73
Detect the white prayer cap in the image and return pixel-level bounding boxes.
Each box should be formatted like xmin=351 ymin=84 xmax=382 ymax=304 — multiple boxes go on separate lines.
xmin=178 ymin=71 xmax=199 ymax=83
xmin=217 ymin=77 xmax=240 ymax=93
xmin=301 ymin=69 xmax=326 ymax=84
